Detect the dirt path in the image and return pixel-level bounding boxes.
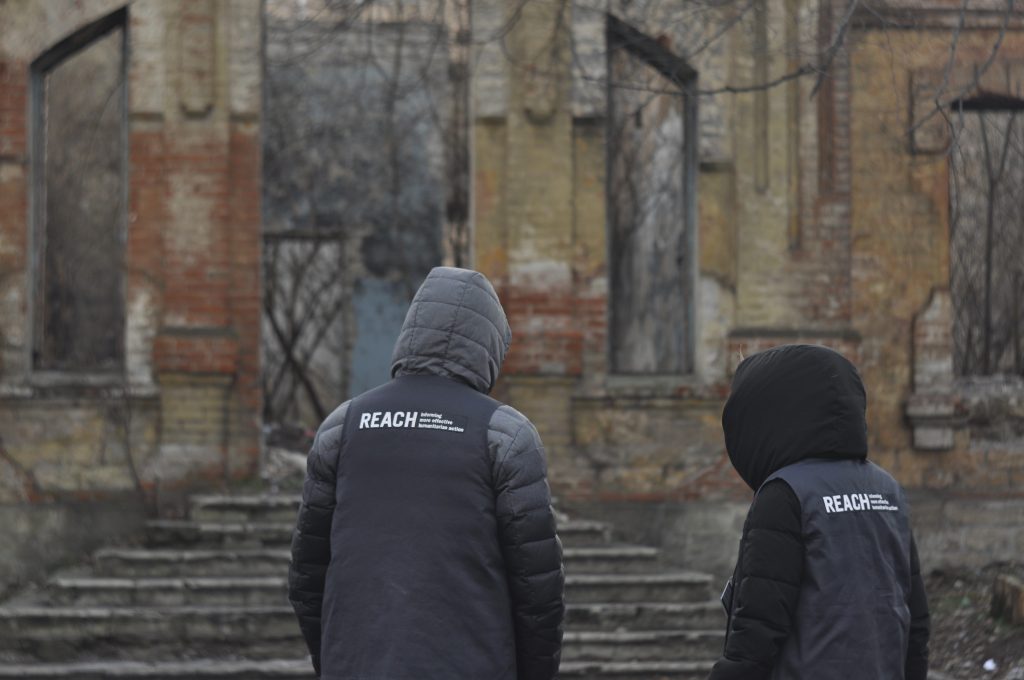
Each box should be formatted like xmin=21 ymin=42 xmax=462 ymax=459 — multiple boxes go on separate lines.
xmin=928 ymin=565 xmax=1024 ymax=680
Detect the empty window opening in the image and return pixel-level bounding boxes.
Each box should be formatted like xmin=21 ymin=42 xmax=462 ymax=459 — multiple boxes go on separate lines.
xmin=607 ymin=16 xmax=697 ymax=374
xmin=949 ymin=100 xmax=1024 ymax=376
xmin=31 ymin=10 xmax=127 ymax=372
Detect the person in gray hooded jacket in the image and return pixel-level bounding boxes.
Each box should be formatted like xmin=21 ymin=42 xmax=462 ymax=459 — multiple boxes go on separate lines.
xmin=288 ymin=267 xmax=564 ymax=680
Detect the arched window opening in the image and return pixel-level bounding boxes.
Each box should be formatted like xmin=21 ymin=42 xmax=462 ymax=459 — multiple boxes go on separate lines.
xmin=606 ymin=15 xmax=698 ymax=375
xmin=949 ymin=94 xmax=1024 ymax=376
xmin=31 ymin=9 xmax=128 ymax=372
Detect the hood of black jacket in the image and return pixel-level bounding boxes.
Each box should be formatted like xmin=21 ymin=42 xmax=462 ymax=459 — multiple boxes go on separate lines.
xmin=390 ymin=267 xmax=512 ymax=394
xmin=722 ymin=344 xmax=869 ymax=491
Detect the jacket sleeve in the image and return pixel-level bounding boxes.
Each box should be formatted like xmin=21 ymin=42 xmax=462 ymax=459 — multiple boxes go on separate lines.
xmin=710 ymin=480 xmax=803 ymax=680
xmin=489 ymin=405 xmax=565 ymax=680
xmin=905 ymin=535 xmax=930 ymax=680
xmin=288 ymin=402 xmax=349 ymax=677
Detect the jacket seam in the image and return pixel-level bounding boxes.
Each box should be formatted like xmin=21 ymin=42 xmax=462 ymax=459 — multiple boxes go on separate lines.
xmin=398 ymin=352 xmax=490 ymax=388
xmin=407 ymin=295 xmax=422 ymax=361
xmin=430 ymin=269 xmax=502 ymax=304
xmin=490 ymin=404 xmax=523 ymax=431
xmin=498 ymin=419 xmax=530 ymax=471
xmin=497 ymin=419 xmax=541 ymax=614
xmin=441 ymin=280 xmax=472 ymax=370
xmin=400 ymin=323 xmax=496 ymax=356
xmin=314 ymin=414 xmax=347 ymax=478
xmin=407 ymin=297 xmax=507 ymax=341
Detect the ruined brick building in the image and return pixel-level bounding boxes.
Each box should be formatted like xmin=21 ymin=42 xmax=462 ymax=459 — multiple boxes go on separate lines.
xmin=0 ymin=0 xmax=262 ymax=587
xmin=1 ymin=0 xmax=1023 ymax=592
xmin=470 ymin=0 xmax=1024 ymax=574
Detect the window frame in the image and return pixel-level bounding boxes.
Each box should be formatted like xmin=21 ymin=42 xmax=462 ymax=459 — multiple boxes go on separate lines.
xmin=28 ymin=8 xmax=130 ymax=378
xmin=605 ymin=14 xmax=699 ymax=377
xmin=947 ymin=98 xmax=1024 ymax=378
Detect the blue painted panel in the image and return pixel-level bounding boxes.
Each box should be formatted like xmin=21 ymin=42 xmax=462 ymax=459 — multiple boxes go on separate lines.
xmin=349 ymin=277 xmax=414 ymax=396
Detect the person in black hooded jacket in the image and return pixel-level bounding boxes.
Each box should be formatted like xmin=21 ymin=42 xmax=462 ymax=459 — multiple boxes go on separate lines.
xmin=710 ymin=344 xmax=930 ymax=680
xmin=288 ymin=267 xmax=564 ymax=680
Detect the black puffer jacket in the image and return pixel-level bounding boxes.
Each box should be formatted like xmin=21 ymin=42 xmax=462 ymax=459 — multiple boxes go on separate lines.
xmin=710 ymin=344 xmax=930 ymax=680
xmin=288 ymin=267 xmax=564 ymax=680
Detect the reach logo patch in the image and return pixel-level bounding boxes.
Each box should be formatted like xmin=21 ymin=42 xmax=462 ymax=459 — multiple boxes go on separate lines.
xmin=358 ymin=410 xmax=467 ymax=434
xmin=822 ymin=493 xmax=899 ymax=514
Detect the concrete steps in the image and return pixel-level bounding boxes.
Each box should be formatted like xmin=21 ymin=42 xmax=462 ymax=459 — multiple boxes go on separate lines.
xmin=188 ymin=495 xmax=299 ymax=523
xmin=561 ymin=661 xmax=716 ymax=679
xmin=568 ymin=573 xmax=713 ymax=604
xmin=0 ymin=491 xmax=725 ymax=678
xmin=144 ymin=516 xmax=613 ymax=548
xmin=189 ymin=494 xmax=567 ymax=524
xmin=0 ymin=659 xmax=716 ymax=680
xmin=567 ymin=601 xmax=724 ymax=630
xmin=0 ymin=659 xmax=315 ymax=679
xmin=0 ymin=601 xmax=724 ymax=654
xmin=190 ymin=494 xmax=570 ymax=524
xmin=94 ymin=544 xmax=662 ymax=577
xmin=563 ymin=630 xmax=723 ymax=662
xmin=0 ymin=604 xmax=723 ymax=663
xmin=42 ymin=571 xmax=712 ymax=608
xmin=0 ymin=606 xmax=303 ymax=662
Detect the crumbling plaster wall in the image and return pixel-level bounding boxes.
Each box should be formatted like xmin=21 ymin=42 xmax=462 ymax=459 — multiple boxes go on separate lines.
xmin=0 ymin=0 xmax=263 ymax=590
xmin=471 ymin=0 xmax=1024 ymax=574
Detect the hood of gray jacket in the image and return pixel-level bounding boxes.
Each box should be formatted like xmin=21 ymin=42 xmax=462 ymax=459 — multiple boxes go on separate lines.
xmin=390 ymin=267 xmax=512 ymax=394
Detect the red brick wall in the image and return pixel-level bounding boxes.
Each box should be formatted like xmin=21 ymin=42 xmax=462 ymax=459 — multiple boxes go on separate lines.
xmin=227 ymin=123 xmax=263 ymax=476
xmin=502 ymin=285 xmax=584 ymax=377
xmin=0 ymin=59 xmax=28 ymax=281
xmin=0 ymin=1 xmax=263 ymax=504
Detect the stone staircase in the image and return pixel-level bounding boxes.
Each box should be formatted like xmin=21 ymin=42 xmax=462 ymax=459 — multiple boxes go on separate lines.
xmin=0 ymin=493 xmax=724 ymax=679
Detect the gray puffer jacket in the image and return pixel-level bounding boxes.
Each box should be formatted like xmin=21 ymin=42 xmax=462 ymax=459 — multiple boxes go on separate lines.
xmin=288 ymin=267 xmax=564 ymax=680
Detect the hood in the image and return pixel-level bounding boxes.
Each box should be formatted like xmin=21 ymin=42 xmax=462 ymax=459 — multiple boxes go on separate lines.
xmin=390 ymin=267 xmax=512 ymax=394
xmin=722 ymin=344 xmax=868 ymax=491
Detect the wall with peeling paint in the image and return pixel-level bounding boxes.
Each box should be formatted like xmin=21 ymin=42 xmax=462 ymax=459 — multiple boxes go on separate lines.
xmin=469 ymin=0 xmax=1024 ymax=573
xmin=0 ymin=0 xmax=263 ymax=590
